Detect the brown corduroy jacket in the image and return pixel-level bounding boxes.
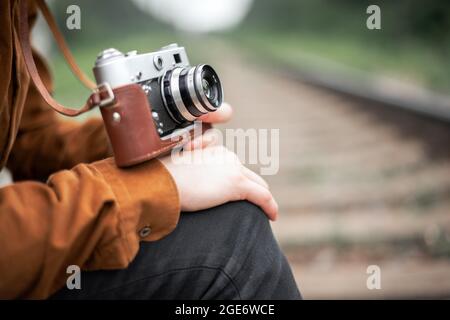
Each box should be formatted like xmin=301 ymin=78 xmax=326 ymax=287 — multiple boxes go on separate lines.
xmin=0 ymin=0 xmax=180 ymax=298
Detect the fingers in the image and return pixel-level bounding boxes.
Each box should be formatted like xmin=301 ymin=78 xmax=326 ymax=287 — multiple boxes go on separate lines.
xmin=183 ymin=130 xmax=221 ymax=151
xmin=184 ymin=102 xmax=232 ymax=150
xmin=240 ymin=179 xmax=279 ymax=221
xmin=241 ymin=166 xmax=269 ymax=189
xmin=198 ymin=102 xmax=233 ymax=124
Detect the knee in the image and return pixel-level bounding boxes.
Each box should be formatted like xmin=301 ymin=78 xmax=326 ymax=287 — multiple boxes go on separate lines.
xmin=210 ymin=201 xmax=270 ymax=233
xmin=200 ymin=202 xmax=299 ymax=299
xmin=175 ymin=202 xmax=299 ymax=298
xmin=182 ymin=201 xmax=275 ymax=257
xmin=202 ymin=201 xmax=277 ymax=255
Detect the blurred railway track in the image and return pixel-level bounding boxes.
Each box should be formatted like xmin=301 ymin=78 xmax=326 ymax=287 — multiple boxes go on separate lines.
xmin=254 ymin=48 xmax=450 ymax=124
xmin=209 ymin=44 xmax=450 ymax=299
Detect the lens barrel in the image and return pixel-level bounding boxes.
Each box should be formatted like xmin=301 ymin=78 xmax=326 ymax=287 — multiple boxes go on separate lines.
xmin=161 ymin=64 xmax=223 ymax=123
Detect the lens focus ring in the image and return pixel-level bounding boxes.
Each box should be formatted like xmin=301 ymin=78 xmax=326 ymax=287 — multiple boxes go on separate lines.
xmin=186 ymin=67 xmax=210 ymax=114
xmin=170 ymin=68 xmax=197 ymax=122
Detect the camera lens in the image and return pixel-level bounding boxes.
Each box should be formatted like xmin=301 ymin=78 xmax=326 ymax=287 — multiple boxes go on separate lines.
xmin=161 ymin=64 xmax=223 ymax=123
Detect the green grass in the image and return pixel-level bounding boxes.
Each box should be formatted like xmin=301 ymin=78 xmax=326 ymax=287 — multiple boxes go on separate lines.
xmin=232 ymin=30 xmax=450 ymax=94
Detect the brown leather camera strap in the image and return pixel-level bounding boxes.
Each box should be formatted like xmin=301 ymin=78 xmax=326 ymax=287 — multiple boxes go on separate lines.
xmin=18 ymin=0 xmax=115 ymax=116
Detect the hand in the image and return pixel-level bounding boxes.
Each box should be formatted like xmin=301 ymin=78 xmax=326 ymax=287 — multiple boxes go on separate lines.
xmin=198 ymin=102 xmax=233 ymax=124
xmin=183 ymin=102 xmax=233 ymax=151
xmin=160 ymin=145 xmax=278 ymax=221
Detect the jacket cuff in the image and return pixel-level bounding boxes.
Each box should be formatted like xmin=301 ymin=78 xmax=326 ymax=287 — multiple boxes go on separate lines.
xmin=91 ymin=157 xmax=180 ymax=265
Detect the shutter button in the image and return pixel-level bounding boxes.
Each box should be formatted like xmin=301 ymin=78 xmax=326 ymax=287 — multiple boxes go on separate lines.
xmin=139 ymin=226 xmax=152 ymax=238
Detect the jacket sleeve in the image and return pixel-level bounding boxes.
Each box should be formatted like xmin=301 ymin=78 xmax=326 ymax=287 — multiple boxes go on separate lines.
xmin=0 ymin=157 xmax=180 ymax=299
xmin=6 ymin=49 xmax=112 ymax=182
xmin=0 ymin=0 xmax=181 ymax=299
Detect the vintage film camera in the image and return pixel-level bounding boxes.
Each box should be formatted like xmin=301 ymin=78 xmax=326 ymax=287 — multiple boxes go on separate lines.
xmin=93 ymin=44 xmax=224 ymax=167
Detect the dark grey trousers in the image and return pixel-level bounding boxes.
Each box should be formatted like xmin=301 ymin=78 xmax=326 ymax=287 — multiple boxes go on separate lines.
xmin=52 ymin=201 xmax=301 ymax=299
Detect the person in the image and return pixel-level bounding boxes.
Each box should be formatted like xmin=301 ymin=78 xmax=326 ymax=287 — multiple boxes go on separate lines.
xmin=0 ymin=0 xmax=301 ymax=299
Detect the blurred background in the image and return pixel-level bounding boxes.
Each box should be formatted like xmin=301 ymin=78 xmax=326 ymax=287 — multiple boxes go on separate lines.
xmin=27 ymin=0 xmax=450 ymax=298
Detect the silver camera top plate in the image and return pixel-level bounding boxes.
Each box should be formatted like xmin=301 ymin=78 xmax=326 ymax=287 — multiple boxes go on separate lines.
xmin=93 ymin=44 xmax=190 ymax=88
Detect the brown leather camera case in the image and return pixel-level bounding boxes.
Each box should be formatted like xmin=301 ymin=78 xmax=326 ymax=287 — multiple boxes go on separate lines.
xmin=101 ymin=84 xmax=183 ymax=167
